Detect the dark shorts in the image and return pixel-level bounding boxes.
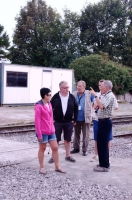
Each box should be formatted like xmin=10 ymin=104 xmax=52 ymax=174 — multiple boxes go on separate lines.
xmin=54 ymin=121 xmax=74 ymax=142
xmin=93 ymin=120 xmax=113 ymax=141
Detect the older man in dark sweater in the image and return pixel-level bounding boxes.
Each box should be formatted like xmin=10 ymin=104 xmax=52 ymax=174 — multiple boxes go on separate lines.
xmin=48 ymin=81 xmax=78 ymax=164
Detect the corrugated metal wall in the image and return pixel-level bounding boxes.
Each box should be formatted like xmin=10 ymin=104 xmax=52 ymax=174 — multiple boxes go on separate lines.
xmin=0 ymin=63 xmax=4 ymax=106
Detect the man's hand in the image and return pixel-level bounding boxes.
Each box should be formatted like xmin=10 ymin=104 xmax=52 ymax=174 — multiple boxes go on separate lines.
xmin=71 ymin=120 xmax=76 ymax=125
xmin=38 ymin=138 xmax=42 ymax=142
xmin=90 ymin=87 xmax=104 ymax=109
xmin=89 ymin=87 xmax=97 ymax=97
xmin=94 ymin=105 xmax=99 ymax=110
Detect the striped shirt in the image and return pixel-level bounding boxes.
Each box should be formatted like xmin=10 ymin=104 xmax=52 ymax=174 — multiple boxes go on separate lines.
xmin=93 ymin=92 xmax=118 ymax=120
xmin=97 ymin=91 xmax=115 ymax=119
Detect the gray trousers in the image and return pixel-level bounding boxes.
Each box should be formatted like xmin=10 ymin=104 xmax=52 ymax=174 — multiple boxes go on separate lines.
xmin=73 ymin=122 xmax=90 ymax=152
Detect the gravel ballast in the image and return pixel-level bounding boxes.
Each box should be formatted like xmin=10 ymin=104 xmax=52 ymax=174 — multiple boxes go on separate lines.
xmin=0 ymin=165 xmax=132 ymax=200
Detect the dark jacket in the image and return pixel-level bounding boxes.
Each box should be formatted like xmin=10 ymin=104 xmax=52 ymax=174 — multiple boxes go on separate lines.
xmin=51 ymin=92 xmax=78 ymax=123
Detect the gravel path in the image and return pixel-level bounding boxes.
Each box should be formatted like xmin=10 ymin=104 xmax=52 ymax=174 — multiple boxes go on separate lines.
xmin=0 ymin=124 xmax=132 ymax=200
xmin=0 ymin=165 xmax=132 ymax=200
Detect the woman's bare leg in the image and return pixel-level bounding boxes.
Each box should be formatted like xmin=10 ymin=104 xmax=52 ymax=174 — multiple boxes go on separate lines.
xmin=49 ymin=140 xmax=59 ymax=169
xmin=49 ymin=140 xmax=66 ymax=173
xmin=38 ymin=143 xmax=46 ymax=168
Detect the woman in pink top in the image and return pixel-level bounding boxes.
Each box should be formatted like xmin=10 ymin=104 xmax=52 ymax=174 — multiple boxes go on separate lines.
xmin=35 ymin=87 xmax=66 ymax=174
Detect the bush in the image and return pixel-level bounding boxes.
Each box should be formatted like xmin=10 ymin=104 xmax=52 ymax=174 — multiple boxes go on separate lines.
xmin=69 ymin=54 xmax=132 ymax=95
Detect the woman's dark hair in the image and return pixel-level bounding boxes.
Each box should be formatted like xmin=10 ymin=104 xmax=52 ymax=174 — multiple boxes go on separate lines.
xmin=40 ymin=88 xmax=51 ymax=99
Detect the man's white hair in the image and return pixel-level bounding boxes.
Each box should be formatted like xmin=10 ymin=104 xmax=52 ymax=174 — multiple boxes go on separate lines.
xmin=59 ymin=81 xmax=68 ymax=88
xmin=77 ymin=80 xmax=86 ymax=87
xmin=103 ymin=80 xmax=113 ymax=89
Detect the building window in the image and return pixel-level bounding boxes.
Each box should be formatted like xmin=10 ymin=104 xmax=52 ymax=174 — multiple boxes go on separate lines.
xmin=6 ymin=71 xmax=28 ymax=87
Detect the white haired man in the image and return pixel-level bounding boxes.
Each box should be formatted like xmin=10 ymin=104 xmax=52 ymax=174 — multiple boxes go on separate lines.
xmin=71 ymin=80 xmax=94 ymax=156
xmin=48 ymin=81 xmax=78 ymax=164
xmin=90 ymin=80 xmax=115 ymax=172
xmin=92 ymin=79 xmax=118 ymax=162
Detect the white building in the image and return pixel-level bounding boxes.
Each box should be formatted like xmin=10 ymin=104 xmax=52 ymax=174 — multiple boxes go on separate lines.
xmin=0 ymin=63 xmax=74 ymax=106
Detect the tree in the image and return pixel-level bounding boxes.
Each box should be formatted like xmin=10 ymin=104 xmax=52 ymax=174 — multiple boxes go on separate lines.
xmin=69 ymin=54 xmax=132 ymax=95
xmin=9 ymin=0 xmax=81 ymax=68
xmin=10 ymin=0 xmax=59 ymax=66
xmin=79 ymin=0 xmax=129 ymax=62
xmin=122 ymin=22 xmax=132 ymax=67
xmin=0 ymin=24 xmax=10 ymax=61
xmin=121 ymin=0 xmax=132 ymax=67
xmin=50 ymin=9 xmax=81 ymax=68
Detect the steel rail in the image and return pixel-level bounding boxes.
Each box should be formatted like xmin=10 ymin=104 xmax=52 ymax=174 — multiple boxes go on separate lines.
xmin=113 ymin=133 xmax=132 ymax=138
xmin=0 ymin=115 xmax=132 ymax=134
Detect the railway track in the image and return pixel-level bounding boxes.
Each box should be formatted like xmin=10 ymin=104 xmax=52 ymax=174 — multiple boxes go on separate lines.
xmin=0 ymin=124 xmax=35 ymax=134
xmin=0 ymin=115 xmax=132 ymax=136
xmin=112 ymin=115 xmax=132 ymax=124
xmin=113 ymin=133 xmax=132 ymax=138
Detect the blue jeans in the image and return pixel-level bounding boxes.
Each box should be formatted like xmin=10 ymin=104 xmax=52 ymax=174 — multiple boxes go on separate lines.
xmin=93 ymin=120 xmax=113 ymax=141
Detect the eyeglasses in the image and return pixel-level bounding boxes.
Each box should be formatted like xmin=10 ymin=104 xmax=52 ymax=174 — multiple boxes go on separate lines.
xmin=61 ymin=87 xmax=69 ymax=89
xmin=77 ymin=85 xmax=84 ymax=88
xmin=46 ymin=94 xmax=52 ymax=96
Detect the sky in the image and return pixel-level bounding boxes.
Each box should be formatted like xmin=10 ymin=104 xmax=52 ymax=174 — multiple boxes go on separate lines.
xmin=0 ymin=0 xmax=100 ymax=43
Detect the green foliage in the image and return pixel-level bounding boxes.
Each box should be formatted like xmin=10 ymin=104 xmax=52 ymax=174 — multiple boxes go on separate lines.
xmin=0 ymin=24 xmax=10 ymax=61
xmin=9 ymin=0 xmax=81 ymax=68
xmin=122 ymin=22 xmax=132 ymax=67
xmin=8 ymin=0 xmax=132 ymax=70
xmin=69 ymin=54 xmax=132 ymax=95
xmin=121 ymin=1 xmax=132 ymax=67
xmin=10 ymin=0 xmax=59 ymax=66
xmin=127 ymin=67 xmax=132 ymax=93
xmin=79 ymin=0 xmax=130 ymax=63
xmin=49 ymin=9 xmax=81 ymax=68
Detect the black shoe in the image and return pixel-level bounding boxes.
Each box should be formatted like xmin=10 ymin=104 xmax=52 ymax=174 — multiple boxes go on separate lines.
xmin=70 ymin=149 xmax=79 ymax=154
xmin=48 ymin=157 xmax=54 ymax=164
xmin=65 ymin=156 xmax=76 ymax=163
xmin=83 ymin=151 xmax=87 ymax=156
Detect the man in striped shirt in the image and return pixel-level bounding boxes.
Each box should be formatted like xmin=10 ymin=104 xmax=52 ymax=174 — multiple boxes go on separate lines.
xmin=92 ymin=79 xmax=118 ymax=161
xmin=90 ymin=80 xmax=115 ymax=172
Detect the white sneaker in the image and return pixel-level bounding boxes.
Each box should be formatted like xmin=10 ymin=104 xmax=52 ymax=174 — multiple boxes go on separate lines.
xmin=90 ymin=155 xmax=98 ymax=162
xmin=93 ymin=166 xmax=109 ymax=172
